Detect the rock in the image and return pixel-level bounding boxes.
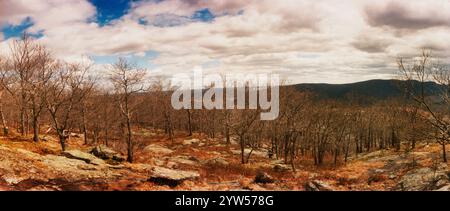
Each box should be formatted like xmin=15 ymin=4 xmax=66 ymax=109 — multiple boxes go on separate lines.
xmin=254 ymin=172 xmax=275 ymax=184
xmin=149 ymin=166 xmax=200 ymax=187
xmin=368 ymin=169 xmax=386 ymax=184
xmin=70 ymin=133 xmax=82 ymax=138
xmin=2 ymin=176 xmax=27 ymax=185
xmin=183 ymin=139 xmax=200 ymax=145
xmin=397 ymin=167 xmax=449 ymax=191
xmin=127 ymin=163 xmax=154 ymax=173
xmin=435 ymin=178 xmax=448 ymax=188
xmin=166 ymin=161 xmax=179 ymax=169
xmin=90 ymin=145 xmax=125 ymax=162
xmin=435 ymin=185 xmax=450 ymax=191
xmin=273 ymin=164 xmax=292 ymax=172
xmin=62 ymin=150 xmax=106 ymax=166
xmin=388 ymin=174 xmax=397 ymax=180
xmin=143 ymin=144 xmax=174 ymax=155
xmin=202 ymin=157 xmax=229 ymax=166
xmin=231 ymin=149 xmax=268 ymax=158
xmin=169 ymin=156 xmax=199 ymax=166
xmin=304 ymin=180 xmax=334 ymax=191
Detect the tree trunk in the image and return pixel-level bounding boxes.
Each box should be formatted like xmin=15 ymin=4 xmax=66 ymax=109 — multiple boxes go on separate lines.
xmin=240 ymin=135 xmax=245 ymax=164
xmin=59 ymin=134 xmax=66 ymax=151
xmin=20 ymin=107 xmax=25 ymax=136
xmin=104 ymin=128 xmax=109 ymax=146
xmin=442 ymin=143 xmax=447 ymax=163
xmin=82 ymin=106 xmax=88 ymax=145
xmin=126 ymin=117 xmax=133 ymax=163
xmin=32 ymin=115 xmax=39 ymax=142
xmin=0 ymin=100 xmax=8 ymax=136
xmin=187 ymin=110 xmax=192 ymax=136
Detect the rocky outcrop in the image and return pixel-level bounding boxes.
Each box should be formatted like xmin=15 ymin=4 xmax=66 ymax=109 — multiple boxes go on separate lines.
xmin=90 ymin=145 xmax=125 ymax=162
xmin=62 ymin=150 xmax=106 ymax=166
xmin=149 ymin=166 xmax=200 ymax=187
xmin=304 ymin=180 xmax=334 ymax=191
xmin=273 ymin=164 xmax=292 ymax=172
xmin=231 ymin=149 xmax=268 ymax=158
xmin=143 ymin=144 xmax=174 ymax=155
xmin=182 ymin=139 xmax=200 ymax=145
xmin=254 ymin=172 xmax=275 ymax=184
xmin=202 ymin=157 xmax=229 ymax=166
xmin=168 ymin=156 xmax=199 ymax=166
xmin=396 ymin=164 xmax=449 ymax=191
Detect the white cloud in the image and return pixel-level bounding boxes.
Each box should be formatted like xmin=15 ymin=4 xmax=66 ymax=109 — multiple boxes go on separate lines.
xmin=0 ymin=0 xmax=449 ymax=84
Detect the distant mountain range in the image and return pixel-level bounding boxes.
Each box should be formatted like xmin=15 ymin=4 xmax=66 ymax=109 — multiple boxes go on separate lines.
xmin=293 ymin=79 xmax=443 ymax=101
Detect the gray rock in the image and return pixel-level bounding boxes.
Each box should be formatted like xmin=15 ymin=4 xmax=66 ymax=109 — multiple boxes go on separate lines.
xmin=231 ymin=149 xmax=268 ymax=158
xmin=368 ymin=169 xmax=386 ymax=184
xmin=90 ymin=145 xmax=125 ymax=162
xmin=254 ymin=172 xmax=275 ymax=184
xmin=397 ymin=167 xmax=449 ymax=191
xmin=149 ymin=167 xmax=200 ymax=187
xmin=169 ymin=156 xmax=199 ymax=166
xmin=435 ymin=185 xmax=450 ymax=191
xmin=304 ymin=180 xmax=334 ymax=191
xmin=203 ymin=157 xmax=229 ymax=166
xmin=182 ymin=139 xmax=200 ymax=145
xmin=143 ymin=144 xmax=174 ymax=155
xmin=62 ymin=150 xmax=106 ymax=166
xmin=273 ymin=164 xmax=292 ymax=172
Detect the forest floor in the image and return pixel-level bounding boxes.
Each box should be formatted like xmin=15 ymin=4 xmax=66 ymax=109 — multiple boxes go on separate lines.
xmin=0 ymin=129 xmax=449 ymax=191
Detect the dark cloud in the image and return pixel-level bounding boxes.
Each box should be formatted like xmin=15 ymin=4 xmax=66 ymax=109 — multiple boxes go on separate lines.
xmin=365 ymin=1 xmax=450 ymax=30
xmin=351 ymin=36 xmax=391 ymax=53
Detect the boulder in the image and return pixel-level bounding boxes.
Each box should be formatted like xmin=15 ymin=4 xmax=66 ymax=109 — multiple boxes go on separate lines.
xmin=304 ymin=180 xmax=334 ymax=191
xmin=273 ymin=164 xmax=292 ymax=172
xmin=169 ymin=156 xmax=199 ymax=166
xmin=254 ymin=172 xmax=275 ymax=184
xmin=202 ymin=157 xmax=229 ymax=166
xmin=182 ymin=139 xmax=200 ymax=145
xmin=435 ymin=185 xmax=450 ymax=191
xmin=368 ymin=169 xmax=386 ymax=184
xmin=69 ymin=133 xmax=82 ymax=138
xmin=397 ymin=167 xmax=449 ymax=191
xmin=62 ymin=150 xmax=106 ymax=166
xmin=149 ymin=166 xmax=200 ymax=187
xmin=231 ymin=149 xmax=268 ymax=158
xmin=166 ymin=161 xmax=179 ymax=169
xmin=90 ymin=145 xmax=125 ymax=162
xmin=143 ymin=144 xmax=174 ymax=155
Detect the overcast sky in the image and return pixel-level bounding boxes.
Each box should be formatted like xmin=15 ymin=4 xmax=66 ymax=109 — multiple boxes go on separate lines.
xmin=1 ymin=0 xmax=449 ymax=84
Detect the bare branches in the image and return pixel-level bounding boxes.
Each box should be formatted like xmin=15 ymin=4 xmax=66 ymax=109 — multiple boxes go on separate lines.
xmin=397 ymin=50 xmax=450 ymax=162
xmin=45 ymin=61 xmax=94 ymax=151
xmin=108 ymin=58 xmax=147 ymax=163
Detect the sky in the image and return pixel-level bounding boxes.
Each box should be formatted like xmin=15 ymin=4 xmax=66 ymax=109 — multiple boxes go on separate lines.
xmin=0 ymin=0 xmax=449 ymax=84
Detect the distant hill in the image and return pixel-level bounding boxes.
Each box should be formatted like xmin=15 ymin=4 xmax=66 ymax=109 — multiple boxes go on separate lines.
xmin=293 ymin=79 xmax=443 ymax=102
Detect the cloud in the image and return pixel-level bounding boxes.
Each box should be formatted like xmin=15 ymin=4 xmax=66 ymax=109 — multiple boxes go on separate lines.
xmin=351 ymin=34 xmax=392 ymax=53
xmin=1 ymin=0 xmax=449 ymax=84
xmin=365 ymin=0 xmax=450 ymax=30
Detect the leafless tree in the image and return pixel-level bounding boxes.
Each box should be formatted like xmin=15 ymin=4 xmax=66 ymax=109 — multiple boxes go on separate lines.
xmin=109 ymin=58 xmax=147 ymax=163
xmin=0 ymin=55 xmax=10 ymax=135
xmin=46 ymin=62 xmax=94 ymax=151
xmin=398 ymin=50 xmax=450 ymax=162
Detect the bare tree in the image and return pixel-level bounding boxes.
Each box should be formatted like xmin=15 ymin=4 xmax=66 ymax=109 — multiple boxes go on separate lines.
xmin=0 ymin=55 xmax=10 ymax=135
xmin=46 ymin=62 xmax=94 ymax=151
xmin=398 ymin=50 xmax=450 ymax=162
xmin=7 ymin=34 xmax=40 ymax=136
xmin=109 ymin=58 xmax=147 ymax=163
